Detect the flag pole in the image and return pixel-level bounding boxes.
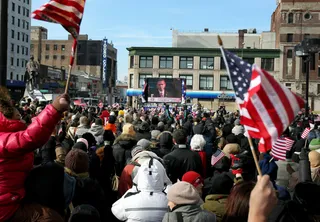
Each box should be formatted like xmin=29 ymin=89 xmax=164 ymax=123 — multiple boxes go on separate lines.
xmin=65 ymin=38 xmax=78 ymax=94
xmin=218 ymin=35 xmax=262 ymax=176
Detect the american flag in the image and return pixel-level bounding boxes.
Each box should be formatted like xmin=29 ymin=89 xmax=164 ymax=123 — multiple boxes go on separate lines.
xmin=301 ymin=127 xmax=311 ymax=139
xmin=32 ymin=0 xmax=86 ymax=66
xmin=220 ymin=48 xmax=304 ymax=152
xmin=270 ymin=137 xmax=295 ymax=161
xmin=211 ymin=149 xmax=225 ymax=166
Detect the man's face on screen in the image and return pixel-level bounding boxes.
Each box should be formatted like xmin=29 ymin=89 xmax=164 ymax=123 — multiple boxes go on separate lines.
xmin=157 ymin=80 xmax=166 ymax=91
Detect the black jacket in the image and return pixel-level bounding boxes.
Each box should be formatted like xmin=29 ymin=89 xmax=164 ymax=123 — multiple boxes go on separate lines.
xmin=112 ymin=134 xmax=137 ymax=175
xmin=163 ymin=144 xmax=203 ymax=183
xmin=135 ymin=131 xmax=151 ymax=141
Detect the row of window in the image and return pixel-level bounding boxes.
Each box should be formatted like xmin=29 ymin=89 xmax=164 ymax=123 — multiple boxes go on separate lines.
xmin=11 ymin=30 xmax=29 ymax=42
xmin=11 ymin=16 xmax=29 ymax=30
xmin=44 ymin=55 xmax=66 ymax=60
xmin=286 ymin=33 xmax=310 ymax=43
xmin=46 ymin=44 xmax=66 ymax=51
xmin=134 ymin=56 xmax=275 ymax=71
xmin=10 ymin=43 xmax=29 ymax=56
xmin=130 ymin=74 xmax=233 ymax=91
xmin=287 ymin=12 xmax=312 ymax=24
xmin=10 ymin=57 xmax=28 ymax=68
xmin=9 ymin=73 xmax=24 ymax=81
xmin=11 ymin=2 xmax=30 ymax=16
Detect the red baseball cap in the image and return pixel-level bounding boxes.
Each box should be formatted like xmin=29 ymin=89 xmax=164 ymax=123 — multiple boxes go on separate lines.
xmin=182 ymin=171 xmax=203 ymax=188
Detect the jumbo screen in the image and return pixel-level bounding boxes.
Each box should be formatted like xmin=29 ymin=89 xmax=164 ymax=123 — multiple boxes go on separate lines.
xmin=147 ymin=78 xmax=183 ymax=103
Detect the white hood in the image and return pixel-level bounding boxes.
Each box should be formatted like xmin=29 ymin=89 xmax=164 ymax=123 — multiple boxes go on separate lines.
xmin=133 ymin=158 xmax=171 ymax=192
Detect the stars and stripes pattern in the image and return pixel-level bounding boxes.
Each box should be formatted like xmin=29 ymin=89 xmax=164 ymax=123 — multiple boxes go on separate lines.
xmin=220 ymin=48 xmax=305 ymax=152
xmin=32 ymin=0 xmax=86 ymax=39
xmin=301 ymin=127 xmax=311 ymax=139
xmin=270 ymin=137 xmax=295 ymax=161
xmin=211 ymin=149 xmax=225 ymax=166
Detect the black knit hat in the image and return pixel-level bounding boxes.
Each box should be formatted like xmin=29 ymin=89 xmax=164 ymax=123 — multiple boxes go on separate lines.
xmin=65 ymin=149 xmax=89 ymax=174
xmin=69 ymin=204 xmax=101 ymax=222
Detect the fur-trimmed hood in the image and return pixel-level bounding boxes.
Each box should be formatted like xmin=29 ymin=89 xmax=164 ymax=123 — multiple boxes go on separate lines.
xmin=113 ymin=133 xmax=137 ymax=150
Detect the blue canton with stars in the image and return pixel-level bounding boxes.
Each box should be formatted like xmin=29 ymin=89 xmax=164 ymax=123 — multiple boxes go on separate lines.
xmin=223 ymin=50 xmax=253 ymax=100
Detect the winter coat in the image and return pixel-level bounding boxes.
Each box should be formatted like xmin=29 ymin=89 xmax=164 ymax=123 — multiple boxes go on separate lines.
xmin=88 ymin=124 xmax=104 ymax=145
xmin=135 ymin=131 xmax=151 ymax=141
xmin=100 ymin=110 xmax=110 ymax=125
xmin=162 ymin=205 xmax=216 ymax=222
xmin=112 ymin=158 xmax=170 ymax=222
xmin=112 ymin=134 xmax=137 ymax=175
xmin=202 ymin=195 xmax=227 ymax=222
xmin=75 ymin=124 xmax=89 ymax=139
xmin=0 ymin=105 xmax=61 ymax=221
xmin=163 ymin=145 xmax=203 ymax=183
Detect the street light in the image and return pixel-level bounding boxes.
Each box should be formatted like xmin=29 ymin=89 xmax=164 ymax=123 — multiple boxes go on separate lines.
xmin=294 ymin=38 xmax=320 ymax=117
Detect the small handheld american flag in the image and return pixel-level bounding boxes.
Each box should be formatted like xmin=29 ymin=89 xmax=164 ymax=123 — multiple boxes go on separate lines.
xmin=270 ymin=137 xmax=295 ymax=161
xmin=211 ymin=149 xmax=225 ymax=166
xmin=301 ymin=127 xmax=311 ymax=139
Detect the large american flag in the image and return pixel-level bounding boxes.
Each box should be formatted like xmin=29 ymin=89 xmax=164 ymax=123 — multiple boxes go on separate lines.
xmin=221 ymin=48 xmax=305 ymax=152
xmin=32 ymin=0 xmax=86 ymax=66
xmin=270 ymin=137 xmax=295 ymax=161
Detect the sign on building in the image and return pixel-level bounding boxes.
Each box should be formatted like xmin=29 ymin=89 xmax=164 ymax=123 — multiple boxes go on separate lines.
xmin=102 ymin=38 xmax=108 ymax=88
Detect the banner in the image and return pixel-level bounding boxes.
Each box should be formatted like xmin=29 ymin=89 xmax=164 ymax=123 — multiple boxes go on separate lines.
xmin=102 ymin=38 xmax=108 ymax=88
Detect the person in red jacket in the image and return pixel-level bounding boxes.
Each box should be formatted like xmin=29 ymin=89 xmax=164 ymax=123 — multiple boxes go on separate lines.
xmin=100 ymin=108 xmax=110 ymax=126
xmin=190 ymin=134 xmax=207 ymax=178
xmin=0 ymin=88 xmax=70 ymax=222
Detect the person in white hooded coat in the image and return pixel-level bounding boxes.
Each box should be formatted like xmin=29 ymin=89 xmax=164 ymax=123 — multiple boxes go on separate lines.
xmin=112 ymin=158 xmax=171 ymax=222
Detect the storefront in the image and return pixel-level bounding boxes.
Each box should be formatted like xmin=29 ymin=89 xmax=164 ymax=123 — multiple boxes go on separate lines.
xmin=6 ymin=80 xmax=26 ymax=102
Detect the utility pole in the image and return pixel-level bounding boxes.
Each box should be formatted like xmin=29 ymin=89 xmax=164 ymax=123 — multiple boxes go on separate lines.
xmin=0 ymin=0 xmax=8 ymax=87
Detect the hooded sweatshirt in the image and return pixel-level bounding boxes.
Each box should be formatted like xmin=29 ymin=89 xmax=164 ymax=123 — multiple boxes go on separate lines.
xmin=88 ymin=124 xmax=104 ymax=145
xmin=112 ymin=158 xmax=170 ymax=222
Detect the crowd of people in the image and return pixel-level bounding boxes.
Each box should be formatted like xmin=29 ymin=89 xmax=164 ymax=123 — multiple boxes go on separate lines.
xmin=0 ymin=88 xmax=319 ymax=222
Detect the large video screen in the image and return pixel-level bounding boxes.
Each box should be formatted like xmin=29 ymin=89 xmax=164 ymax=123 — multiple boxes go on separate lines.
xmin=147 ymin=78 xmax=183 ymax=103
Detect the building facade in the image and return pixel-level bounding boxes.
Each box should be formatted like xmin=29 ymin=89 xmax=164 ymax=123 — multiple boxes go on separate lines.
xmin=271 ymin=0 xmax=320 ymax=111
xmin=127 ymin=47 xmax=280 ymax=110
xmin=6 ymin=0 xmax=31 ymax=100
xmin=30 ymin=26 xmax=118 ymax=101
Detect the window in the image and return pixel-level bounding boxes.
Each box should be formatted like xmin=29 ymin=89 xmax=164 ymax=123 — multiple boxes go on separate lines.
xmin=287 ymin=49 xmax=293 ymax=75
xmin=26 ymin=22 xmax=29 ymax=30
xmin=220 ymin=76 xmax=233 ymax=90
xmin=46 ymin=44 xmax=50 ymax=50
xmin=11 ymin=57 xmax=14 ymax=66
xmin=287 ymin=34 xmax=293 ymax=42
xmin=318 ymin=66 xmax=320 ymax=78
xmin=27 ymin=0 xmax=29 ymax=4
xmin=129 ymin=56 xmax=134 ymax=68
xmin=199 ymin=75 xmax=214 ymax=90
xmin=12 ymin=2 xmax=15 ymax=11
xmin=261 ymin=58 xmax=274 ymax=71
xmin=61 ymin=55 xmax=65 ymax=60
xmin=16 ymin=75 xmax=19 ymax=81
xmin=304 ymin=34 xmax=310 ymax=40
xmin=243 ymin=58 xmax=255 ymax=65
xmin=53 ymin=45 xmax=58 ymax=50
xmin=26 ymin=9 xmax=29 ymax=17
xmin=179 ymin=74 xmax=193 ymax=89
xmin=21 ymin=75 xmax=24 ymax=81
xmin=139 ymin=56 xmax=153 ymax=68
xmin=26 ymin=35 xmax=29 ymax=43
xmin=22 ymin=46 xmax=24 ymax=55
xmin=53 ymin=55 xmax=57 ymax=60
xmin=12 ymin=16 xmax=15 ymax=25
xmin=16 ymin=59 xmax=19 ymax=66
xmin=287 ymin=49 xmax=293 ymax=58
xmin=17 ymin=32 xmax=20 ymax=40
xmin=21 ymin=59 xmax=24 ymax=67
xmin=318 ymin=84 xmax=320 ymax=95
xmin=17 ymin=45 xmax=20 ymax=54
xmin=304 ymin=12 xmax=312 ymax=20
xmin=285 ymin=83 xmax=292 ymax=91
xmin=22 ymin=33 xmax=25 ymax=42
xmin=23 ymin=7 xmax=25 ymax=16
xmin=159 ymin=74 xmax=172 ymax=78
xmin=18 ymin=6 xmax=21 ymax=14
xmin=10 ymin=72 xmax=13 ymax=80
xmin=11 ymin=43 xmax=14 ymax=52
xmin=130 ymin=74 xmax=134 ymax=88
xmin=310 ymin=54 xmax=315 ymax=70
xmin=159 ymin=56 xmax=173 ymax=69
xmin=302 ymin=84 xmax=306 ymax=94
xmin=288 ymin=13 xmax=294 ymax=23
xmin=26 ymin=48 xmax=28 ymax=56
xmin=220 ymin=57 xmax=226 ymax=70
xmin=11 ymin=30 xmax=14 ymax=38
xmin=18 ymin=19 xmax=20 ymax=27
xmin=61 ymin=45 xmax=65 ymax=51
xmin=179 ymin=57 xmax=193 ymax=69
xmin=139 ymin=74 xmax=152 ymax=88
xmin=200 ymin=57 xmax=214 ymax=69
xmin=22 ymin=20 xmax=25 ymax=29
xmin=45 ymin=55 xmax=49 ymax=59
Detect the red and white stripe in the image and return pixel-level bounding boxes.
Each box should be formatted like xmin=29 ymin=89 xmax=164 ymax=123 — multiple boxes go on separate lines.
xmin=240 ymin=66 xmax=304 ymax=152
xmin=270 ymin=137 xmax=294 ymax=161
xmin=32 ymin=0 xmax=86 ymax=39
xmin=301 ymin=127 xmax=311 ymax=139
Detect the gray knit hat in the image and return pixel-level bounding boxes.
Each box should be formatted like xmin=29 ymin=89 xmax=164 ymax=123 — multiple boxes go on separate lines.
xmin=131 ymin=145 xmax=144 ymax=157
xmin=137 ymin=139 xmax=151 ymax=149
xmin=151 ymin=130 xmax=161 ymax=140
xmin=167 ymin=181 xmax=200 ymax=205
